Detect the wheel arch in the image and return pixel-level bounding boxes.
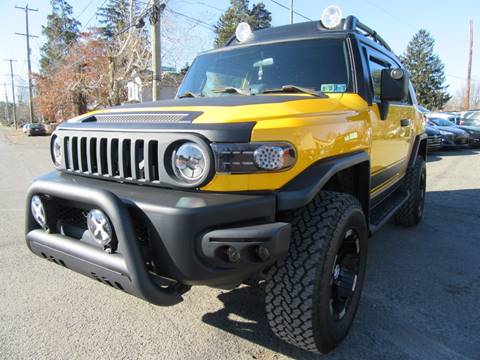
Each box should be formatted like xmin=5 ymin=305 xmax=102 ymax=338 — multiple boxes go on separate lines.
xmin=277 ymin=151 xmax=370 ymax=216
xmin=408 ymin=132 xmax=428 ymax=168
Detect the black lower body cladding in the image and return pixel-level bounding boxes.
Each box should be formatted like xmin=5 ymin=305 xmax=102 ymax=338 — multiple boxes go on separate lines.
xmin=25 ymin=171 xmax=291 ymax=305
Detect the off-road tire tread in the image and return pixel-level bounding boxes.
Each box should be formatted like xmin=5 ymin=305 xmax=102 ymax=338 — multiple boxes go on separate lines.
xmin=395 ymin=156 xmax=425 ymax=226
xmin=265 ymin=191 xmax=362 ymax=353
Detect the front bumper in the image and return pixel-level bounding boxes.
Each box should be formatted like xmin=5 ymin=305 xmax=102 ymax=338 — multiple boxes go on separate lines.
xmin=468 ymin=134 xmax=480 ymax=146
xmin=441 ymin=134 xmax=469 ymax=148
xmin=26 ymin=172 xmax=290 ymax=306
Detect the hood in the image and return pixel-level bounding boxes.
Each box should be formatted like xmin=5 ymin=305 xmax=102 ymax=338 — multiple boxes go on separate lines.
xmin=67 ymin=93 xmax=368 ymax=126
xmin=425 ymin=125 xmax=440 ymax=135
xmin=434 ymin=126 xmax=468 ymax=135
xmin=459 ymin=125 xmax=480 ymax=133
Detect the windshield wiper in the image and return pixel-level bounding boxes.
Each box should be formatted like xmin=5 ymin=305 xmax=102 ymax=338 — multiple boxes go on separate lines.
xmin=260 ymin=85 xmax=328 ymax=98
xmin=178 ymin=91 xmax=202 ymax=99
xmin=212 ymin=87 xmax=251 ymax=96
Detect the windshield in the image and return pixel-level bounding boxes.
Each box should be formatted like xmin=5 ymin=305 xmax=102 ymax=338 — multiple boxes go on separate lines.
xmin=178 ymin=39 xmax=351 ymax=98
xmin=429 ymin=118 xmax=455 ymax=127
xmin=462 ymin=118 xmax=480 ymax=126
xmin=462 ymin=111 xmax=480 ymax=121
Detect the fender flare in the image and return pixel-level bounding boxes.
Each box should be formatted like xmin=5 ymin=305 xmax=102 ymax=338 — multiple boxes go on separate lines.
xmin=408 ymin=132 xmax=428 ymax=168
xmin=277 ymin=151 xmax=370 ymax=211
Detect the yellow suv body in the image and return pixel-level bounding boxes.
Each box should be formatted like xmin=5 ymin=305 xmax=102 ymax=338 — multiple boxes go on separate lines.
xmin=26 ymin=15 xmax=427 ymax=354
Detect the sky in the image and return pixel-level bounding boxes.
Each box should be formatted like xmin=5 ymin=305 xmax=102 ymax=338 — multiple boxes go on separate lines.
xmin=0 ymin=0 xmax=479 ymax=103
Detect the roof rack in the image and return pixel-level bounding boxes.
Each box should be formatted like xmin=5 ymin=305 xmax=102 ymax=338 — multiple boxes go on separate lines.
xmin=343 ymin=16 xmax=392 ymax=51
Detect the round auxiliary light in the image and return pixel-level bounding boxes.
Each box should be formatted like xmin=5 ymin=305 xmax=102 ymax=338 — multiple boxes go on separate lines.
xmin=321 ymin=5 xmax=342 ymax=29
xmin=173 ymin=142 xmax=208 ymax=183
xmin=31 ymin=195 xmax=47 ymax=229
xmin=52 ymin=136 xmax=63 ymax=167
xmin=87 ymin=209 xmax=113 ymax=246
xmin=236 ymin=22 xmax=252 ymax=43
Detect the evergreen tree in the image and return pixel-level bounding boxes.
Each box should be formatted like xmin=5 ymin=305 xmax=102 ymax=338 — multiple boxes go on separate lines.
xmin=400 ymin=29 xmax=451 ymax=110
xmin=97 ymin=0 xmax=130 ymax=40
xmin=214 ymin=0 xmax=271 ymax=47
xmin=40 ymin=0 xmax=81 ymax=73
xmin=248 ymin=3 xmax=271 ymax=29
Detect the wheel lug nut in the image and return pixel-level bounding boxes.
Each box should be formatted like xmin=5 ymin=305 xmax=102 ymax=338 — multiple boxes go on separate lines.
xmin=256 ymin=245 xmax=270 ymax=261
xmin=226 ymin=246 xmax=240 ymax=263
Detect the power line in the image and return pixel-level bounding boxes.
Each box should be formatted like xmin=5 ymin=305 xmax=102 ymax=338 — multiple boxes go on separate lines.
xmin=166 ymin=8 xmax=216 ymax=31
xmin=363 ymin=0 xmax=416 ymax=30
xmin=269 ymin=0 xmax=311 ymax=22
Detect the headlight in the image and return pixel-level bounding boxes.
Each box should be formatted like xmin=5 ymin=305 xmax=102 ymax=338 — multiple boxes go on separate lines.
xmin=439 ymin=130 xmax=453 ymax=136
xmin=51 ymin=135 xmax=63 ymax=167
xmin=211 ymin=142 xmax=296 ymax=173
xmin=172 ymin=142 xmax=209 ymax=184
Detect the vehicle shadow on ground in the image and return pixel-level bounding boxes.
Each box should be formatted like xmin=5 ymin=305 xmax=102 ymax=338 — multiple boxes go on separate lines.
xmin=428 ymin=148 xmax=480 ymax=162
xmin=203 ymin=189 xmax=480 ymax=359
xmin=202 ymin=283 xmax=322 ymax=359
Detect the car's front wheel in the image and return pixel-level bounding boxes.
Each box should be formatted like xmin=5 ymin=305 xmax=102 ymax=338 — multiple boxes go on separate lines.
xmin=265 ymin=191 xmax=368 ymax=354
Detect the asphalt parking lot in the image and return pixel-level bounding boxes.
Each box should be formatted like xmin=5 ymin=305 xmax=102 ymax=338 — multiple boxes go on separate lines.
xmin=0 ymin=127 xmax=479 ymax=360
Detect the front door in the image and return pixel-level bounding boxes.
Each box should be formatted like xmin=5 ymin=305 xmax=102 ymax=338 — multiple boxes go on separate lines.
xmin=365 ymin=48 xmax=413 ymax=190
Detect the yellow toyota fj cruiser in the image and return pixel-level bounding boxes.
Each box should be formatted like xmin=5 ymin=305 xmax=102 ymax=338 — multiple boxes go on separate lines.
xmin=26 ymin=9 xmax=426 ymax=354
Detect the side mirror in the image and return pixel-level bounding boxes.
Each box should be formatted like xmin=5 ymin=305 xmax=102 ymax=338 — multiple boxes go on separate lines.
xmin=380 ymin=68 xmax=409 ymax=102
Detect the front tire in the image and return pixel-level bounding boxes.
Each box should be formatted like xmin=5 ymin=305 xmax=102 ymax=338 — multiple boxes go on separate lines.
xmin=395 ymin=155 xmax=426 ymax=226
xmin=265 ymin=192 xmax=368 ymax=354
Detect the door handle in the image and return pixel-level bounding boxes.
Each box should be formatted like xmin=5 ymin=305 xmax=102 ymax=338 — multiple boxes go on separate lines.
xmin=400 ymin=119 xmax=411 ymax=127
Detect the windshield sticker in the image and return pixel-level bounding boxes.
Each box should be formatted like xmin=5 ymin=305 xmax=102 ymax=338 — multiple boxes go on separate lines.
xmin=321 ymin=84 xmax=347 ymax=93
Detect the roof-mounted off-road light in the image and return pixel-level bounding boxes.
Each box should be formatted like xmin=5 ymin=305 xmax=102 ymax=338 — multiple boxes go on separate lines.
xmin=321 ymin=5 xmax=342 ymax=29
xmin=236 ymin=22 xmax=252 ymax=42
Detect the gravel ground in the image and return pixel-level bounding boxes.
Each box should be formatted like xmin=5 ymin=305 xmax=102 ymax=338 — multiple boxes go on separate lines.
xmin=0 ymin=127 xmax=479 ymax=360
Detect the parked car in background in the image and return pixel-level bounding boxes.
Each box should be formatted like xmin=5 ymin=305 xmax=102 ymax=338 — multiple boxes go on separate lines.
xmin=416 ymin=105 xmax=430 ymax=115
xmin=442 ymin=111 xmax=462 ymax=125
xmin=22 ymin=123 xmax=30 ymax=134
xmin=27 ymin=123 xmax=46 ymax=136
xmin=456 ymin=115 xmax=480 ymax=147
xmin=425 ymin=125 xmax=443 ymax=151
xmin=426 ymin=117 xmax=469 ymax=147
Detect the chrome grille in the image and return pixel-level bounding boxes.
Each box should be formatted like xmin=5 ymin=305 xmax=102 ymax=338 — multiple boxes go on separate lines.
xmin=427 ymin=135 xmax=441 ymax=145
xmin=63 ymin=135 xmax=160 ymax=183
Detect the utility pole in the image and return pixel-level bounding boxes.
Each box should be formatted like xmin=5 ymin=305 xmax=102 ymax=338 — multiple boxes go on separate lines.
xmin=464 ymin=20 xmax=473 ymax=111
xmin=150 ymin=1 xmax=165 ymax=101
xmin=289 ymin=0 xmax=294 ymax=24
xmin=4 ymin=59 xmax=18 ymax=129
xmin=1 ymin=83 xmax=11 ymax=125
xmin=15 ymin=4 xmax=38 ymax=123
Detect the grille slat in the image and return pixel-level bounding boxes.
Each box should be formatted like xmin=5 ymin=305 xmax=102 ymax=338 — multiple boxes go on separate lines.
xmin=67 ymin=137 xmax=74 ymax=170
xmin=131 ymin=139 xmax=138 ymax=180
xmin=106 ymin=138 xmax=113 ymax=176
xmin=86 ymin=138 xmax=93 ymax=173
xmin=144 ymin=140 xmax=150 ymax=181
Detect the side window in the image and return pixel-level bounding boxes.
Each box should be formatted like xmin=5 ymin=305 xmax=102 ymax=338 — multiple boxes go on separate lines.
xmin=367 ymin=56 xmax=391 ymax=102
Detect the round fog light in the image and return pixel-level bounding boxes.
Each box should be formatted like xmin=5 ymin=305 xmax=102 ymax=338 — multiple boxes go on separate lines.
xmin=87 ymin=209 xmax=113 ymax=246
xmin=31 ymin=195 xmax=47 ymax=228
